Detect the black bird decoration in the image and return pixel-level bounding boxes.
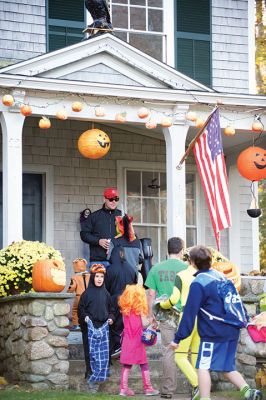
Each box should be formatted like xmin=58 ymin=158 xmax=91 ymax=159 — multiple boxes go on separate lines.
xmin=84 ymin=0 xmax=113 ymax=37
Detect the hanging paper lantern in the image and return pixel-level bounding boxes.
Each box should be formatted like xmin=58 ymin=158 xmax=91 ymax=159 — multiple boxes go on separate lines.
xmin=78 ymin=128 xmax=110 ymax=159
xmin=224 ymin=126 xmax=236 ymax=136
xmin=252 ymin=120 xmax=264 ymax=133
xmin=237 ymin=146 xmax=266 ymax=181
xmin=186 ymin=111 xmax=197 ymax=122
xmin=2 ymin=94 xmax=14 ymax=106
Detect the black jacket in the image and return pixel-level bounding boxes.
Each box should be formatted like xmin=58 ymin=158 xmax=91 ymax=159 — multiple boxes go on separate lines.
xmin=80 ymin=205 xmax=121 ymax=261
xmin=78 ymin=273 xmax=115 ymax=330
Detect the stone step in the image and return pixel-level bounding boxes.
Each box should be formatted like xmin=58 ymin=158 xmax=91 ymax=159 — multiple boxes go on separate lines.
xmin=69 ymin=359 xmax=191 ymax=394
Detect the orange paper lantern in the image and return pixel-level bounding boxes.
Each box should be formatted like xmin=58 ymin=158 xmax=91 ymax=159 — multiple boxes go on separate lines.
xmin=237 ymin=146 xmax=266 ymax=181
xmin=78 ymin=128 xmax=110 ymax=159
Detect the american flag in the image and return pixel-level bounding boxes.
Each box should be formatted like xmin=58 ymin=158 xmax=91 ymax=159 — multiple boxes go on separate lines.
xmin=193 ymin=108 xmax=231 ymax=250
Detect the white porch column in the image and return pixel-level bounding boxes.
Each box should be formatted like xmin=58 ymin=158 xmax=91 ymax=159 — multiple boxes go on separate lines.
xmin=0 ymin=111 xmax=25 ymax=246
xmin=163 ymin=118 xmax=189 ymax=241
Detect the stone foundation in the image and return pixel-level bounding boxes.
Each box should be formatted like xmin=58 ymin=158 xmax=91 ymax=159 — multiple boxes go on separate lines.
xmin=0 ymin=293 xmax=74 ymax=389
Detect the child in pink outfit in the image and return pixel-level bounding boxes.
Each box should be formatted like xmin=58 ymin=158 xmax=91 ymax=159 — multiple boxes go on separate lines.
xmin=118 ymin=284 xmax=159 ymax=397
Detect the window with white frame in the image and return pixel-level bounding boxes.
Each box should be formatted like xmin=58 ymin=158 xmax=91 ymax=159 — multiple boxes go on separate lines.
xmin=125 ymin=168 xmax=197 ymax=263
xmin=110 ymin=0 xmax=165 ymax=61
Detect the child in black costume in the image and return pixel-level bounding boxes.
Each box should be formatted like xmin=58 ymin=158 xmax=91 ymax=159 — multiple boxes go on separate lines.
xmin=78 ymin=263 xmax=115 ymax=393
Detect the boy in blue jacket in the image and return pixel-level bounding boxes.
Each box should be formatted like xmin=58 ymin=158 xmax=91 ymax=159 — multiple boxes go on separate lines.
xmin=170 ymin=245 xmax=262 ymax=400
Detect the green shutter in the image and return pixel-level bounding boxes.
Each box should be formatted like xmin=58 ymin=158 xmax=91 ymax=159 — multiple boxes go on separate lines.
xmin=175 ymin=0 xmax=211 ymax=87
xmin=176 ymin=0 xmax=210 ymax=34
xmin=194 ymin=40 xmax=210 ymax=86
xmin=47 ymin=0 xmax=85 ymax=51
xmin=49 ymin=0 xmax=84 ymax=22
xmin=176 ymin=38 xmax=211 ymax=87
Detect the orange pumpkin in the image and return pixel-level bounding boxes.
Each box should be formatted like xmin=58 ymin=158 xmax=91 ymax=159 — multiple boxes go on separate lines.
xmin=78 ymin=128 xmax=110 ymax=159
xmin=224 ymin=126 xmax=236 ymax=136
xmin=160 ymin=116 xmax=173 ymax=127
xmin=72 ymin=102 xmax=83 ymax=112
xmin=2 ymin=94 xmax=14 ymax=106
xmin=32 ymin=259 xmax=66 ymax=292
xmin=20 ymin=104 xmax=32 ymax=116
xmin=186 ymin=111 xmax=197 ymax=122
xmin=237 ymin=146 xmax=266 ymax=181
xmin=252 ymin=120 xmax=264 ymax=133
xmin=145 ymin=120 xmax=157 ymax=129
xmin=56 ymin=109 xmax=68 ymax=120
xmin=195 ymin=118 xmax=205 ymax=128
xmin=115 ymin=113 xmax=126 ymax=123
xmin=73 ymin=258 xmax=87 ymax=273
xmin=212 ymin=261 xmax=241 ymax=292
xmin=95 ymin=106 xmax=106 ymax=117
xmin=137 ymin=107 xmax=150 ymax=119
xmin=39 ymin=117 xmax=51 ymax=129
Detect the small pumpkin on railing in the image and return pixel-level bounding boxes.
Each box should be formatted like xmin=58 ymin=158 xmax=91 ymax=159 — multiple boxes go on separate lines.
xmin=32 ymin=259 xmax=66 ymax=292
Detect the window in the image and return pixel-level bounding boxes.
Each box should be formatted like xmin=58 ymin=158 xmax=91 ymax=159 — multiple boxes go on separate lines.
xmin=125 ymin=168 xmax=197 ymax=263
xmin=110 ymin=0 xmax=165 ymax=61
xmin=47 ymin=0 xmax=85 ymax=52
xmin=175 ymin=0 xmax=211 ymax=87
xmin=0 ymin=173 xmax=43 ymax=248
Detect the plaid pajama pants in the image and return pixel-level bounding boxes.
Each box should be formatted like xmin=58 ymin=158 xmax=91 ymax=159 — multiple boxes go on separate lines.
xmin=87 ymin=319 xmax=110 ymax=382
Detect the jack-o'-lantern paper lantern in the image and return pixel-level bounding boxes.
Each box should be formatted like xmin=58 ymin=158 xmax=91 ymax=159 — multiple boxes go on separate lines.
xmin=78 ymin=129 xmax=110 ymax=159
xmin=237 ymin=146 xmax=266 ymax=181
xmin=32 ymin=259 xmax=66 ymax=292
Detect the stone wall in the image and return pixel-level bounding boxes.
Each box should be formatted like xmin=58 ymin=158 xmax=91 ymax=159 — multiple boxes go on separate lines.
xmin=0 ymin=293 xmax=73 ymax=389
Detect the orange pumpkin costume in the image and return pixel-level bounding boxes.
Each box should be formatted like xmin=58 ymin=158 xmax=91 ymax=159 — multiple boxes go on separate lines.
xmin=67 ymin=258 xmax=90 ymax=326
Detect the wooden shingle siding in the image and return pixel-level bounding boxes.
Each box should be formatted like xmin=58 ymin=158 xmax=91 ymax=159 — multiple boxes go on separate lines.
xmin=212 ymin=0 xmax=249 ymax=93
xmin=0 ymin=0 xmax=46 ymax=63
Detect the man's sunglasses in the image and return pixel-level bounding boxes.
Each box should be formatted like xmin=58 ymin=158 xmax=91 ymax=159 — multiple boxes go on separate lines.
xmin=106 ymin=197 xmax=119 ymax=202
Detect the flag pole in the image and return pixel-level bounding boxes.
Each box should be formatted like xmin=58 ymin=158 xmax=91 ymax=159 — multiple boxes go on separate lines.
xmin=176 ymin=106 xmax=219 ymax=170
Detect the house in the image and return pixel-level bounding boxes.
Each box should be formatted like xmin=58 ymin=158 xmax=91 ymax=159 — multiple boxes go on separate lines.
xmin=0 ymin=0 xmax=265 ymax=279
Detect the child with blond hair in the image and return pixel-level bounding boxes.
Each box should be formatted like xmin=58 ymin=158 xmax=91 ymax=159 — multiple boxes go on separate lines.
xmin=118 ymin=284 xmax=159 ymax=397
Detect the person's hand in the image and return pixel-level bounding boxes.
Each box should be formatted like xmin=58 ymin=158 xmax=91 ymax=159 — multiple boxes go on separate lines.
xmin=85 ymin=316 xmax=89 ymax=323
xmin=99 ymin=238 xmax=110 ymax=250
xmin=107 ymin=318 xmax=113 ymax=325
xmin=169 ymin=341 xmax=179 ymax=349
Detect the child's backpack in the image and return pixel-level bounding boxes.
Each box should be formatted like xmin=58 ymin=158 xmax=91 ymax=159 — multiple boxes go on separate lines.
xmin=200 ymin=271 xmax=249 ymax=328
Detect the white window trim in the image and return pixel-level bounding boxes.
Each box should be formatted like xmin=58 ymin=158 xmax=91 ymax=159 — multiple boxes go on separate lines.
xmin=24 ymin=164 xmax=54 ymax=246
xmin=117 ymin=160 xmax=203 ymax=248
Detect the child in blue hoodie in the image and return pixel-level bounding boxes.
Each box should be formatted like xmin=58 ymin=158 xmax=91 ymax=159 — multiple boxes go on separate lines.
xmin=170 ymin=245 xmax=262 ymax=400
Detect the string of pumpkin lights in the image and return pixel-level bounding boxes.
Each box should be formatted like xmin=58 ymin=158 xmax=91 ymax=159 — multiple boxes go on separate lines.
xmin=1 ymin=90 xmax=265 ymax=135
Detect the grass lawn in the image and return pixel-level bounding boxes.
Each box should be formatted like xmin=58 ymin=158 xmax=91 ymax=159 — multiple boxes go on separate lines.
xmin=0 ymin=387 xmax=265 ymax=400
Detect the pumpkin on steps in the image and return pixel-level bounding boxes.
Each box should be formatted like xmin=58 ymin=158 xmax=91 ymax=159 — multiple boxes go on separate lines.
xmin=32 ymin=259 xmax=66 ymax=292
xmin=211 ymin=261 xmax=241 ymax=292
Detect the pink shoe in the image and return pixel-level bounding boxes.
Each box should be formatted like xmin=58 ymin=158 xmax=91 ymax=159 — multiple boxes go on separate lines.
xmin=145 ymin=388 xmax=160 ymax=396
xmin=119 ymin=388 xmax=135 ymax=396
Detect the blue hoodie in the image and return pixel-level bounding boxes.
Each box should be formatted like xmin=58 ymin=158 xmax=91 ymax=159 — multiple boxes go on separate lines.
xmin=174 ymin=269 xmax=240 ymax=343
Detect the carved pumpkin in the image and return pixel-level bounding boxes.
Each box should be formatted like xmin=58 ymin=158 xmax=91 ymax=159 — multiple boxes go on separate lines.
xmin=237 ymin=146 xmax=266 ymax=181
xmin=32 ymin=259 xmax=66 ymax=292
xmin=212 ymin=261 xmax=241 ymax=292
xmin=78 ymin=128 xmax=110 ymax=159
xmin=73 ymin=258 xmax=87 ymax=273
